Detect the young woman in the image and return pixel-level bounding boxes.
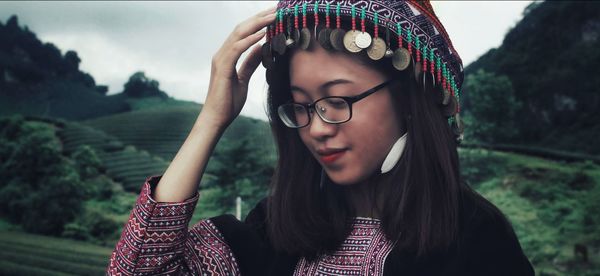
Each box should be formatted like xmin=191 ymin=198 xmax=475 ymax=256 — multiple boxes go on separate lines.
xmin=107 ymin=1 xmax=534 ymax=275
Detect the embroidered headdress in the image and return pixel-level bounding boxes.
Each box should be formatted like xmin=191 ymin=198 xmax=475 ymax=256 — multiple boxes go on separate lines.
xmin=264 ymin=0 xmax=465 ymax=142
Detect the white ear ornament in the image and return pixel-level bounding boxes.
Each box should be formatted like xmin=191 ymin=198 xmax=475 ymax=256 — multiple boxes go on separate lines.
xmin=380 ymin=132 xmax=408 ymax=174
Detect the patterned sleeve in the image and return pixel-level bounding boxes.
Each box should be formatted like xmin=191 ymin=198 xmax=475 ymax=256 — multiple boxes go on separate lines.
xmin=107 ymin=175 xmax=241 ymax=275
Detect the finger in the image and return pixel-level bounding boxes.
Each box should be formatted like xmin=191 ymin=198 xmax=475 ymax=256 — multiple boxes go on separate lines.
xmin=237 ymin=44 xmax=263 ymax=86
xmin=256 ymin=5 xmax=277 ymax=17
xmin=224 ymin=8 xmax=276 ymax=45
xmin=222 ymin=29 xmax=266 ymax=70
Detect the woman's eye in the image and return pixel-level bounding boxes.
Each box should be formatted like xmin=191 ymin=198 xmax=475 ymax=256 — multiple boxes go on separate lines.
xmin=325 ymin=98 xmax=347 ymax=109
xmin=293 ymin=105 xmax=307 ymax=113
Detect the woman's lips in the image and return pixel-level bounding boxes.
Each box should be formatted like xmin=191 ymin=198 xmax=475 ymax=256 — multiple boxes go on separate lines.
xmin=320 ymin=150 xmax=347 ymax=164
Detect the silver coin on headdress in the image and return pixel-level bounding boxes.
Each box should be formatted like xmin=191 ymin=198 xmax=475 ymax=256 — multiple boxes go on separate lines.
xmin=318 ymin=27 xmax=333 ymax=50
xmin=367 ymin=37 xmax=386 ymax=60
xmin=442 ymin=88 xmax=451 ymax=105
xmin=272 ymin=33 xmax=287 ymax=55
xmin=291 ymin=29 xmax=301 ymax=48
xmin=330 ymin=28 xmax=346 ymax=51
xmin=343 ymin=30 xmax=362 ymax=53
xmin=299 ymin=28 xmax=311 ymax=50
xmin=442 ymin=95 xmax=458 ymax=117
xmin=261 ymin=43 xmax=274 ymax=69
xmin=392 ymin=48 xmax=410 ymax=71
xmin=355 ymin=32 xmax=372 ymax=49
xmin=451 ymin=113 xmax=464 ymax=136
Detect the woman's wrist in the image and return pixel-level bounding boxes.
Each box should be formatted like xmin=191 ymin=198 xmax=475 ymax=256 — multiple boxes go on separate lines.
xmin=195 ymin=110 xmax=229 ymax=135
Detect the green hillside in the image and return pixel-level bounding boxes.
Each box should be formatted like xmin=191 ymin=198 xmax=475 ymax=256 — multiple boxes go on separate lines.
xmin=59 ymin=121 xmax=171 ymax=192
xmin=84 ymin=105 xmax=276 ymax=164
xmin=462 ymin=1 xmax=600 ymax=154
xmin=0 ymin=230 xmax=111 ymax=276
xmin=0 ymin=16 xmax=197 ymax=121
xmin=460 ymin=149 xmax=600 ymax=275
xmin=0 ymin=80 xmax=131 ymax=120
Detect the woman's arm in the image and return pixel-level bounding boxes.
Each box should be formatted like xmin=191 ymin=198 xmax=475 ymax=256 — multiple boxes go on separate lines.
xmin=106 ymin=5 xmax=277 ymax=275
xmin=153 ymin=6 xmax=276 ymax=202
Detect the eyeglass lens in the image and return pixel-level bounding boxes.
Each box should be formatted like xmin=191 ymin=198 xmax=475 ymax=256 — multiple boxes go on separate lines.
xmin=278 ymin=97 xmax=351 ymax=128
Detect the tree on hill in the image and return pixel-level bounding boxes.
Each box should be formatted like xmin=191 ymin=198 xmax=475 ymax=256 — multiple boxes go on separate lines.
xmin=0 ymin=15 xmax=101 ymax=91
xmin=209 ymin=137 xmax=273 ymax=216
xmin=0 ymin=116 xmax=86 ymax=235
xmin=463 ymin=69 xmax=522 ymax=144
xmin=123 ymin=71 xmax=168 ymax=99
xmin=462 ymin=1 xmax=600 ymax=153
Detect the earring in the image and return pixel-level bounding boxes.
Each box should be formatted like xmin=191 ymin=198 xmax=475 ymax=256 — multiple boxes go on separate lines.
xmin=381 ymin=132 xmax=408 ymax=174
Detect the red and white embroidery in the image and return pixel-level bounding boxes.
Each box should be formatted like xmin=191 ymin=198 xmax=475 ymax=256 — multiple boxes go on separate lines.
xmin=107 ymin=176 xmax=240 ymax=276
xmin=294 ymin=218 xmax=396 ymax=276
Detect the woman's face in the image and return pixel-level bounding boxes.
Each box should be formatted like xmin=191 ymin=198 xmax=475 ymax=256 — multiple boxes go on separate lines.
xmin=289 ymin=43 xmax=404 ymax=185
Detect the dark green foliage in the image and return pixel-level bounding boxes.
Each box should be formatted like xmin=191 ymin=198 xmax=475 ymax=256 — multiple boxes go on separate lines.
xmin=0 ymin=15 xmax=96 ymax=86
xmin=463 ymin=70 xmax=521 ymax=144
xmin=123 ymin=71 xmax=168 ymax=99
xmin=59 ymin=121 xmax=169 ymax=192
xmin=207 ymin=137 xmax=274 ymax=217
xmin=71 ymin=145 xmax=103 ymax=180
xmin=459 ymin=148 xmax=507 ymax=188
xmin=463 ymin=1 xmax=600 ymax=154
xmin=0 ymin=116 xmax=86 ymax=235
xmin=62 ymin=208 xmax=120 ymax=245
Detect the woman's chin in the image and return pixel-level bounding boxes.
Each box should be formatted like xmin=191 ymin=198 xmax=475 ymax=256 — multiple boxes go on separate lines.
xmin=325 ymin=170 xmax=367 ymax=186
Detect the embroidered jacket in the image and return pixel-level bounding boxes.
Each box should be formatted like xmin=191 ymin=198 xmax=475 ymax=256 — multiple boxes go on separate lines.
xmin=107 ymin=176 xmax=535 ymax=276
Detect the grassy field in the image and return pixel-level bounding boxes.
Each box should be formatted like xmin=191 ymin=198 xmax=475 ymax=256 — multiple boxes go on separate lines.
xmin=459 ymin=148 xmax=600 ymax=275
xmin=0 ymin=230 xmax=112 ymax=276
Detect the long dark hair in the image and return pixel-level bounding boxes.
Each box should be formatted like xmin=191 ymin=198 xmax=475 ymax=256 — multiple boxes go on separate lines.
xmin=263 ymin=14 xmax=472 ymax=258
xmin=264 ymin=43 xmax=468 ymax=259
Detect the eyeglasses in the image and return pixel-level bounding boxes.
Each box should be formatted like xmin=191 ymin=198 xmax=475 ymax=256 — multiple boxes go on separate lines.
xmin=278 ymin=80 xmax=393 ymax=128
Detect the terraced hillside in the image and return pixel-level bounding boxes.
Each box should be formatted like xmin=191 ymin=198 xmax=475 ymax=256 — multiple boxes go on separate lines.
xmin=0 ymin=230 xmax=112 ymax=276
xmin=84 ymin=105 xmax=276 ymax=163
xmin=59 ymin=122 xmax=170 ymax=192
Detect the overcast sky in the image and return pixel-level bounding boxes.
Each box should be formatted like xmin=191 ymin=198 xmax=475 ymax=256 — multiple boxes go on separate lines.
xmin=0 ymin=1 xmax=534 ymax=121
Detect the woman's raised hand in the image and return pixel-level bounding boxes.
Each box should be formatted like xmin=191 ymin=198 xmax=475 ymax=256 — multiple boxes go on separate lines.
xmin=201 ymin=5 xmax=277 ymax=130
xmin=154 ymin=6 xmax=276 ymax=202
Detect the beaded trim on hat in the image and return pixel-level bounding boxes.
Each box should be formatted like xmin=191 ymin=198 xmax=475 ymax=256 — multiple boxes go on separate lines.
xmin=266 ymin=0 xmax=465 ymax=142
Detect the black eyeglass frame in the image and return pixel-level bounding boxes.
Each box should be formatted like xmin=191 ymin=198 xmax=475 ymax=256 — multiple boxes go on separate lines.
xmin=278 ymin=79 xmax=394 ymax=129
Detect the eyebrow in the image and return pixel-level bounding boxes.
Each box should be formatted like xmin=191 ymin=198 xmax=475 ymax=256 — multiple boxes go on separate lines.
xmin=290 ymin=79 xmax=354 ymax=95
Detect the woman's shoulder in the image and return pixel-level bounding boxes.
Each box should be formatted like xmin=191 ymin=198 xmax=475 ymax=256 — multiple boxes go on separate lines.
xmin=459 ymin=187 xmax=513 ymax=234
xmin=191 ymin=198 xmax=273 ymax=276
xmin=457 ymin=187 xmax=535 ymax=275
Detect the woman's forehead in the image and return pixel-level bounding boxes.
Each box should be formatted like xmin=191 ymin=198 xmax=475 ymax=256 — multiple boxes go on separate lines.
xmin=289 ymin=44 xmax=385 ymax=86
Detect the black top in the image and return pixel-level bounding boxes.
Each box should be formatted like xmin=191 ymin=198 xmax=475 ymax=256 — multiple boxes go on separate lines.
xmin=209 ymin=189 xmax=535 ymax=276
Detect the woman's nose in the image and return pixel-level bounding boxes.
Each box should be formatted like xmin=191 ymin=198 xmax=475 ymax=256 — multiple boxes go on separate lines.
xmin=308 ymin=112 xmax=337 ymax=139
